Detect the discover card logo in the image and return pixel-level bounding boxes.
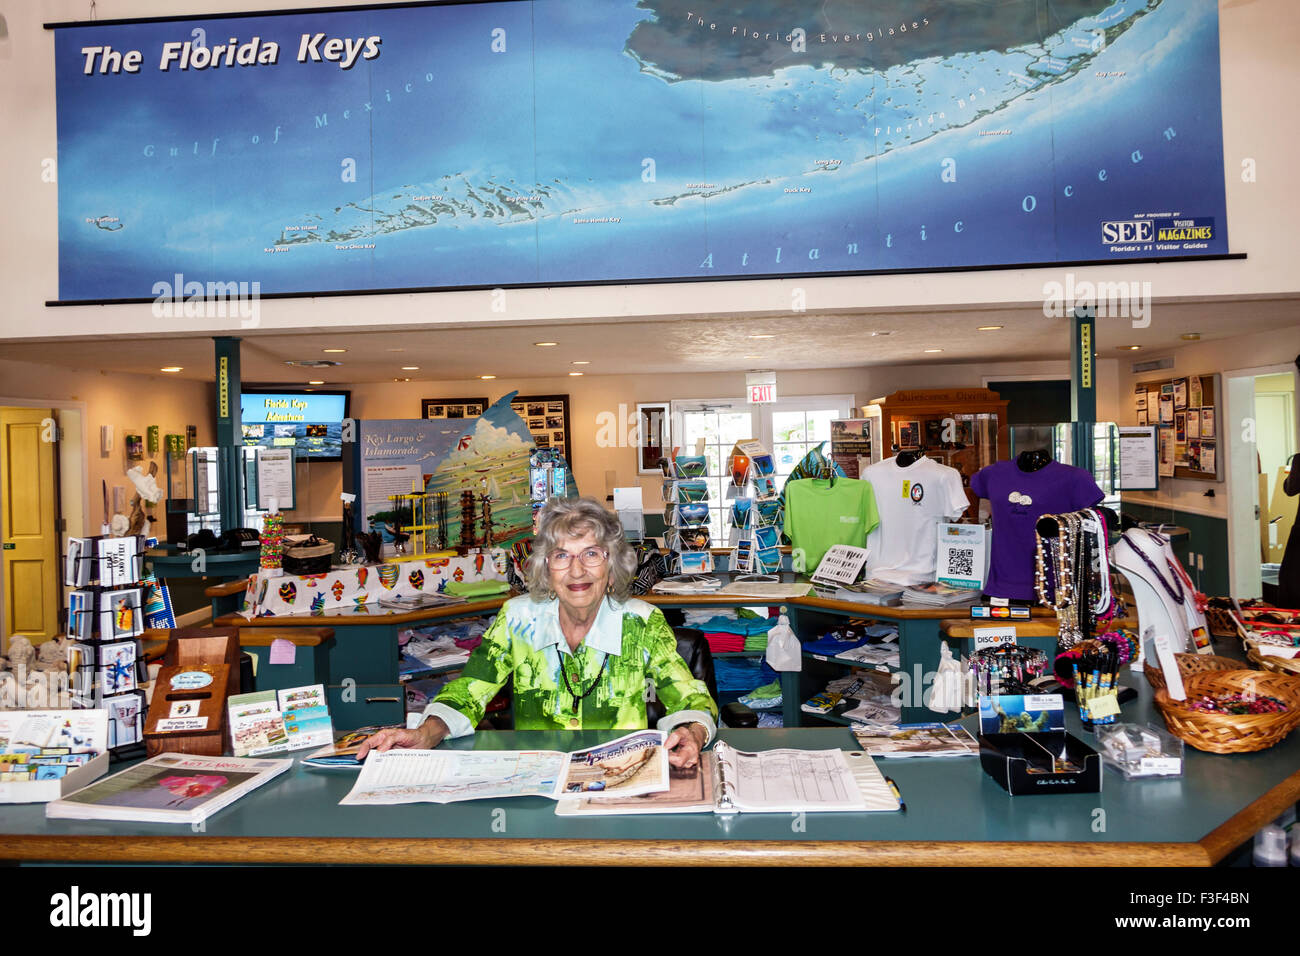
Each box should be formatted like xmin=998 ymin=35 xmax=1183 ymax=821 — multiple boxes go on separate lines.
xmin=49 ymin=886 xmax=151 ymax=936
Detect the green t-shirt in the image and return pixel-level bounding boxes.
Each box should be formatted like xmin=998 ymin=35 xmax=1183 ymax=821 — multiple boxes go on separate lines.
xmin=783 ymin=477 xmax=880 ymax=574
xmin=430 ymin=595 xmax=718 ymax=733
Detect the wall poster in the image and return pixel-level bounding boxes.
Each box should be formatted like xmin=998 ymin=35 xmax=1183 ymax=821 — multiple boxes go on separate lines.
xmin=51 ymin=0 xmax=1228 ymax=303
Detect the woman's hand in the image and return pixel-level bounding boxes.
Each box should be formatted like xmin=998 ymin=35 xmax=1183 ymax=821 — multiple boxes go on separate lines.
xmin=355 ymin=716 xmax=449 ymax=761
xmin=665 ymin=722 xmax=708 ymax=769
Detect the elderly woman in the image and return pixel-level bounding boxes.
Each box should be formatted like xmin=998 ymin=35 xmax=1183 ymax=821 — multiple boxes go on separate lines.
xmin=360 ymin=497 xmax=718 ymax=767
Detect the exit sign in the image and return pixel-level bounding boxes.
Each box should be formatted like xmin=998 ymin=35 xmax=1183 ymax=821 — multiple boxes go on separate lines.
xmin=748 ymin=383 xmax=777 ymax=404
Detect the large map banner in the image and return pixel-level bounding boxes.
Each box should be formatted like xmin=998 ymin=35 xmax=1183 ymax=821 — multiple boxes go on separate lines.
xmin=52 ymin=0 xmax=1228 ymax=301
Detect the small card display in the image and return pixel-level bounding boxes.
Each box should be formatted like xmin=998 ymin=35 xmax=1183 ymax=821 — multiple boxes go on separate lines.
xmin=978 ymin=694 xmax=1066 ymax=735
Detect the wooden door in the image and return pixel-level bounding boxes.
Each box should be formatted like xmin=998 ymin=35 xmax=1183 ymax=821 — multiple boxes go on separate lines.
xmin=1 ymin=408 xmax=59 ymax=643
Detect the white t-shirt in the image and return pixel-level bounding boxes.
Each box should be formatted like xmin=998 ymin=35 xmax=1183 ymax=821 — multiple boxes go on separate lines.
xmin=863 ymin=456 xmax=969 ymax=585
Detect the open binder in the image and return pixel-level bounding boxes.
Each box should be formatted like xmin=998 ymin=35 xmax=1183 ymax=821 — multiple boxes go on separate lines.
xmin=556 ymin=743 xmax=901 ymax=816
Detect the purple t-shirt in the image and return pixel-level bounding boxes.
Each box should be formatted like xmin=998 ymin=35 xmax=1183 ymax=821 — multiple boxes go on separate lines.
xmin=970 ymin=460 xmax=1104 ymax=601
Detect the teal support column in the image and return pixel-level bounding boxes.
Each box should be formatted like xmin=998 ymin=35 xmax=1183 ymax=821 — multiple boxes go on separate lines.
xmin=1070 ymin=306 xmax=1096 ymax=475
xmin=214 ymin=336 xmax=243 ymax=531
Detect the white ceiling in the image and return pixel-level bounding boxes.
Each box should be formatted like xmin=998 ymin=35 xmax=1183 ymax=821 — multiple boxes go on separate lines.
xmin=3 ymin=294 xmax=1296 ymax=384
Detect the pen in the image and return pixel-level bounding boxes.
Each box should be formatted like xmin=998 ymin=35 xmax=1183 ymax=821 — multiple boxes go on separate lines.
xmin=885 ymin=776 xmax=906 ymax=812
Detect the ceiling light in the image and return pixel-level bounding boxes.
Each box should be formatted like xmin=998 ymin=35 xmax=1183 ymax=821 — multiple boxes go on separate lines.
xmin=871 ymin=330 xmax=894 ymax=337
xmin=393 ymin=377 xmax=410 ymax=382
xmin=748 ymin=334 xmax=775 ymax=339
xmin=534 ymin=341 xmax=559 ymax=347
xmin=977 ymin=326 xmax=1003 ymax=331
xmin=924 ymin=348 xmax=943 ymax=353
xmin=571 ymin=360 xmax=590 ymax=365
xmin=322 ymin=348 xmax=347 ymax=354
xmin=569 ymin=371 xmax=584 ymax=377
xmin=308 ymin=380 xmax=325 ymax=385
xmin=401 ymin=366 xmax=420 ymax=371
xmin=479 ymin=375 xmax=497 ymax=380
xmin=744 ymin=355 xmax=761 ymax=359
xmin=160 ymin=366 xmax=183 ymax=373
xmin=1180 ymin=332 xmax=1201 ymax=341
xmin=1126 ymin=345 xmax=1141 ymax=351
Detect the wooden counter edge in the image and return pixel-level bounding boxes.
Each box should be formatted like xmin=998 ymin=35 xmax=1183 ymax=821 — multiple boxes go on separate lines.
xmin=1197 ymin=765 xmax=1300 ymax=864
xmin=205 ymin=579 xmax=251 ymax=598
xmin=0 ymin=836 xmax=1209 ymax=867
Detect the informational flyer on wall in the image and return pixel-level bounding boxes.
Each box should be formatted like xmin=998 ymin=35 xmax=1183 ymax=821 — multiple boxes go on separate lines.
xmin=1117 ymin=426 xmax=1158 ymax=491
xmin=256 ymin=447 xmax=296 ymax=510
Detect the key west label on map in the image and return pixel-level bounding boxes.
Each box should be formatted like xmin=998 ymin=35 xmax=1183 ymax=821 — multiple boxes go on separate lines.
xmin=53 ymin=0 xmax=1227 ymax=301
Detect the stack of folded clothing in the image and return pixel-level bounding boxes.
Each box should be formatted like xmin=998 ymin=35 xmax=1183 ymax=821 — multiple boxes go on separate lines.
xmin=738 ymin=680 xmax=782 ymax=710
xmin=696 ymin=614 xmax=778 ymax=655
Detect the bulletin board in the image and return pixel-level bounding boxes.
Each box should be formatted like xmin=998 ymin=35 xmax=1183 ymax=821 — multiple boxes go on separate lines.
xmin=511 ymin=394 xmax=572 ymax=468
xmin=1134 ymin=373 xmax=1221 ymax=482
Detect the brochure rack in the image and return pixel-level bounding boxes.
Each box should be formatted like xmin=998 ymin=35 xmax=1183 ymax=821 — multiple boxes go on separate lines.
xmin=726 ymin=442 xmax=783 ymax=574
xmin=663 ymin=455 xmax=713 ymax=574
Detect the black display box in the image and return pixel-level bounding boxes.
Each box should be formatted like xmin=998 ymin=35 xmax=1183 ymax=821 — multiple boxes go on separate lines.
xmin=978 ymin=731 xmax=1102 ymax=795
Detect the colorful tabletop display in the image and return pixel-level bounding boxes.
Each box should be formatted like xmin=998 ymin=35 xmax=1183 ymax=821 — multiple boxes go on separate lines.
xmin=240 ymin=550 xmax=508 ymax=617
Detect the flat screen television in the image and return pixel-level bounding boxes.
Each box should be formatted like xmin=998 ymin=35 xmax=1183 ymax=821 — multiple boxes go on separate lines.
xmin=240 ymin=389 xmax=350 ymax=462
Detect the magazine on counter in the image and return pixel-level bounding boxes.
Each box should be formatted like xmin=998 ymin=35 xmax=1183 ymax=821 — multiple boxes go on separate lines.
xmin=45 ymin=753 xmax=292 ymax=824
xmin=559 ymin=743 xmax=901 ymax=815
xmin=851 ymin=723 xmax=981 ymax=758
xmin=339 ymin=730 xmax=669 ymax=806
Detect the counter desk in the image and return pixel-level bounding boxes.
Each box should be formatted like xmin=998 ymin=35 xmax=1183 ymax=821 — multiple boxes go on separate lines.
xmin=3 ymin=680 xmax=1297 ymax=867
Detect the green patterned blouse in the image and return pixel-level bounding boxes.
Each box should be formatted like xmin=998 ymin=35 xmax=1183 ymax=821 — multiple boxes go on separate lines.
xmin=425 ymin=595 xmax=718 ymax=737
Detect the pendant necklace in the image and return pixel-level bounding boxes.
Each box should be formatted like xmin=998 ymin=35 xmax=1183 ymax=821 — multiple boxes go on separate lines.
xmin=1123 ymin=531 xmax=1185 ymax=603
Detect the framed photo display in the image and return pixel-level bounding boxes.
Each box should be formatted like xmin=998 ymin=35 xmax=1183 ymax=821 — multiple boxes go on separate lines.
xmin=511 ymin=394 xmax=572 ymax=467
xmin=422 ymin=397 xmax=489 ymax=420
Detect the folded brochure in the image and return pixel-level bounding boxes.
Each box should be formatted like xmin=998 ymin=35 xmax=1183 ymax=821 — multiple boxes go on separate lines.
xmin=45 ymin=752 xmax=291 ymax=825
xmin=851 ymin=723 xmax=980 ymax=757
xmin=339 ymin=730 xmax=669 ymax=806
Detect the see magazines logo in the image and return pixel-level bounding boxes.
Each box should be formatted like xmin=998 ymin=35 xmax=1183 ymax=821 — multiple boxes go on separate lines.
xmin=49 ymin=885 xmax=152 ymax=936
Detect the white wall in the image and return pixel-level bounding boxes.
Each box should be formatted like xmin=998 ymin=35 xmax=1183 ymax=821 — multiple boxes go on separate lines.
xmin=1 ymin=0 xmax=1298 ymax=341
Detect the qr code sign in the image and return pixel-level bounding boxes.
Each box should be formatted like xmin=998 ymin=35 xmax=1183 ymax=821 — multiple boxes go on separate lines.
xmin=946 ymin=548 xmax=975 ymax=577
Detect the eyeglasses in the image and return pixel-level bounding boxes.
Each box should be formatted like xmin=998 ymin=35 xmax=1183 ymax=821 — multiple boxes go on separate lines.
xmin=547 ymin=548 xmax=609 ymax=569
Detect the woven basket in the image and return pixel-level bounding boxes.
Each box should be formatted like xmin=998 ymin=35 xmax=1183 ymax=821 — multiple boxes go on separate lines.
xmin=1205 ymin=605 xmax=1241 ymax=639
xmin=1246 ymin=643 xmax=1300 ymax=678
xmin=1144 ymin=653 xmax=1240 ymax=693
xmin=282 ymin=537 xmax=336 ymax=576
xmin=1154 ymin=670 xmax=1300 ymax=754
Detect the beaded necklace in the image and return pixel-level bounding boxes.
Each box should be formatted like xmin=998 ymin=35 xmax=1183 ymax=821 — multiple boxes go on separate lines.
xmin=1121 ymin=531 xmax=1185 ymax=604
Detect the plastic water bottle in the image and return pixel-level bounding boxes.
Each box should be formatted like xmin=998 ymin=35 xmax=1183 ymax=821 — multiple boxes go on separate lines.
xmin=1252 ymin=824 xmax=1288 ymax=866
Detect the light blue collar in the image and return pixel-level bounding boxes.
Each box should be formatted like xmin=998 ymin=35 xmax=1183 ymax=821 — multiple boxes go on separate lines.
xmin=535 ymin=595 xmax=625 ymax=657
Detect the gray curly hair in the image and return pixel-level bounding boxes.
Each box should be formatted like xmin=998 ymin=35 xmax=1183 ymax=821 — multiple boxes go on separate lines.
xmin=525 ymin=497 xmax=637 ymax=602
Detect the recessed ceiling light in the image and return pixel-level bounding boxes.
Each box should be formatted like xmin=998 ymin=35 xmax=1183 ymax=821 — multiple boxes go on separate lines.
xmin=1126 ymin=345 xmax=1141 ymax=351
xmin=924 ymin=348 xmax=943 ymax=353
xmin=479 ymin=374 xmax=497 ymax=380
xmin=744 ymin=354 xmax=761 ymax=359
xmin=977 ymin=326 xmax=1003 ymax=331
xmin=308 ymin=380 xmax=325 ymax=385
xmin=401 ymin=366 xmax=420 ymax=371
xmin=1180 ymin=332 xmax=1201 ymax=341
xmin=534 ymin=341 xmax=559 ymax=347
xmin=322 ymin=348 xmax=347 ymax=354
xmin=571 ymin=360 xmax=590 ymax=366
xmin=871 ymin=331 xmax=894 ymax=337
xmin=569 ymin=371 xmax=584 ymax=377
xmin=393 ymin=377 xmax=410 ymax=382
xmin=748 ymin=334 xmax=775 ymax=339
xmin=160 ymin=366 xmax=183 ymax=373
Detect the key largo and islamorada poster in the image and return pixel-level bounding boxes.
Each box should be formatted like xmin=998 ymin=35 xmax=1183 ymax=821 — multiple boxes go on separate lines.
xmin=53 ymin=0 xmax=1228 ymax=301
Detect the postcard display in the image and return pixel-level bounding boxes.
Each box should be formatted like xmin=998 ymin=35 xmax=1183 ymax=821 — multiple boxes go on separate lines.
xmin=725 ymin=442 xmax=784 ymax=575
xmin=663 ymin=455 xmax=715 ymax=574
xmin=64 ymin=535 xmax=148 ymax=754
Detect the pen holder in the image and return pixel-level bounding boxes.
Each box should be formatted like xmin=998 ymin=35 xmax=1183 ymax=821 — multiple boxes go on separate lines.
xmin=978 ymin=731 xmax=1101 ymax=795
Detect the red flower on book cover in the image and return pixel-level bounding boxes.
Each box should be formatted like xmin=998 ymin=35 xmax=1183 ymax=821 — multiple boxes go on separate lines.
xmin=158 ymin=774 xmax=227 ymax=805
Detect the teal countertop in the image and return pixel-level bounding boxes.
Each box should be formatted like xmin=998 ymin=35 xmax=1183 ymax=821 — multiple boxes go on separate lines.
xmin=3 ymin=681 xmax=1297 ymax=866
